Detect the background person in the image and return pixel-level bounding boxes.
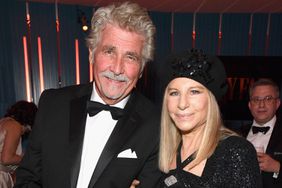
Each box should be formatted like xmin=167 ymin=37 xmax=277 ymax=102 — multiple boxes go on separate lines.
xmin=158 ymin=49 xmax=261 ymax=187
xmin=0 ymin=100 xmax=37 ymax=188
xmin=241 ymin=78 xmax=282 ymax=188
xmin=15 ymin=2 xmax=162 ymax=188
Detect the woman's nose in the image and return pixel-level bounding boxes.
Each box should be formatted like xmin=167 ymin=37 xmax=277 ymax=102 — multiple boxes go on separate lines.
xmin=178 ymin=95 xmax=189 ymax=110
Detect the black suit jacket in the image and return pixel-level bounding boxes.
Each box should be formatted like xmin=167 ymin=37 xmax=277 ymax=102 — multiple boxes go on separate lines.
xmin=241 ymin=117 xmax=282 ymax=188
xmin=15 ymin=83 xmax=162 ymax=188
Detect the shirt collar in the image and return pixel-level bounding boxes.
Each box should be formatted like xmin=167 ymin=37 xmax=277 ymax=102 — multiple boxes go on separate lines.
xmin=253 ymin=115 xmax=276 ymax=129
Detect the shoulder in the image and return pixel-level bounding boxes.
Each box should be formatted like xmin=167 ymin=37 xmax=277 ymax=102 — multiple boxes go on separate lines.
xmin=41 ymin=83 xmax=92 ymax=99
xmin=125 ymin=91 xmax=160 ymax=130
xmin=240 ymin=122 xmax=252 ymax=137
xmin=1 ymin=118 xmax=22 ymax=133
xmin=220 ymin=136 xmax=254 ymax=149
xmin=274 ymin=116 xmax=282 ymax=132
xmin=38 ymin=83 xmax=92 ymax=104
xmin=129 ymin=91 xmax=160 ymax=118
xmin=212 ymin=137 xmax=261 ymax=187
xmin=212 ymin=136 xmax=260 ymax=178
xmin=217 ymin=136 xmax=257 ymax=158
xmin=133 ymin=91 xmax=156 ymax=109
xmin=127 ymin=91 xmax=158 ymax=112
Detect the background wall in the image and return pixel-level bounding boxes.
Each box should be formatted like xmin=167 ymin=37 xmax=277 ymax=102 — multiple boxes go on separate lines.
xmin=1 ymin=1 xmax=282 ymax=121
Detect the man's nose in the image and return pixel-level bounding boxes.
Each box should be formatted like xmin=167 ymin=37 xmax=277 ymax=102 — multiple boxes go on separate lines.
xmin=258 ymin=99 xmax=266 ymax=107
xmin=111 ymin=57 xmax=124 ymax=75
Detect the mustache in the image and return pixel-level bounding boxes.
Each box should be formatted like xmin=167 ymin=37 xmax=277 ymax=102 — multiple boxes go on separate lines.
xmin=100 ymin=71 xmax=129 ymax=82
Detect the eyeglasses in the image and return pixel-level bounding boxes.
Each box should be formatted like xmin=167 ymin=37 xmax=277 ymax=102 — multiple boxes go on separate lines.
xmin=250 ymin=96 xmax=278 ymax=105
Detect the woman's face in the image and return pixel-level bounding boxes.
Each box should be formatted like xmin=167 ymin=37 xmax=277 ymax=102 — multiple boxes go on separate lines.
xmin=166 ymin=78 xmax=209 ymax=133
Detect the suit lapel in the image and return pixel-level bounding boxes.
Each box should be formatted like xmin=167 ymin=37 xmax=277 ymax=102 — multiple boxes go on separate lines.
xmin=266 ymin=118 xmax=282 ymax=153
xmin=69 ymin=83 xmax=92 ymax=188
xmin=88 ymin=91 xmax=140 ymax=188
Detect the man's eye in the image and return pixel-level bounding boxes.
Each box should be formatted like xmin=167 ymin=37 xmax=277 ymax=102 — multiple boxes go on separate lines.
xmin=253 ymin=98 xmax=260 ymax=103
xmin=126 ymin=55 xmax=139 ymax=62
xmin=104 ymin=50 xmax=113 ymax=54
xmin=265 ymin=96 xmax=273 ymax=102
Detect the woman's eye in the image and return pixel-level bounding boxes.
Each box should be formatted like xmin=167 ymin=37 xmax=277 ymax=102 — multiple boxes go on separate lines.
xmin=190 ymin=90 xmax=200 ymax=95
xmin=169 ymin=91 xmax=179 ymax=96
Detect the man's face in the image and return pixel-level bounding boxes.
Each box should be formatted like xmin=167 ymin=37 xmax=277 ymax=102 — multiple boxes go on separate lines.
xmin=248 ymin=85 xmax=280 ymax=125
xmin=91 ymin=24 xmax=144 ymax=105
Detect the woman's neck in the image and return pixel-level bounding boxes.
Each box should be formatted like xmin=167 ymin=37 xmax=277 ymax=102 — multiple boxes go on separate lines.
xmin=181 ymin=125 xmax=204 ymax=160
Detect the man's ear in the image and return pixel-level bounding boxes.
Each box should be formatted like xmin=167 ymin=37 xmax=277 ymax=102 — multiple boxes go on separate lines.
xmin=89 ymin=49 xmax=93 ymax=64
xmin=276 ymin=98 xmax=281 ymax=110
xmin=139 ymin=72 xmax=143 ymax=79
xmin=139 ymin=63 xmax=145 ymax=78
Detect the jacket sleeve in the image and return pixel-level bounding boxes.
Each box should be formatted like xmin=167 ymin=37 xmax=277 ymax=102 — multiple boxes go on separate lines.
xmin=14 ymin=91 xmax=49 ymax=188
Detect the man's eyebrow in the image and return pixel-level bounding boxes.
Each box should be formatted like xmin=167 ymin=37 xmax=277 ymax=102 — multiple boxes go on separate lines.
xmin=102 ymin=45 xmax=116 ymax=51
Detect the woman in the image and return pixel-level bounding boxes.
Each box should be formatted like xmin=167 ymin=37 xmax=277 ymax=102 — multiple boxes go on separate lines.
xmin=159 ymin=49 xmax=261 ymax=187
xmin=0 ymin=100 xmax=37 ymax=188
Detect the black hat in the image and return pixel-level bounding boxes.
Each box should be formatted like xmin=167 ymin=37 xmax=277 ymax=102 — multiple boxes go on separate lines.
xmin=164 ymin=49 xmax=228 ymax=100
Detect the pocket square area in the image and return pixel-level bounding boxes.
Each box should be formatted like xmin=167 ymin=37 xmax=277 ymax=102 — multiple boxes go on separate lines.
xmin=117 ymin=149 xmax=137 ymax=158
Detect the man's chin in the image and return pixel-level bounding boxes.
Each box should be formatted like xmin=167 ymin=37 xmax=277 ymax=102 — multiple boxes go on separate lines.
xmin=104 ymin=92 xmax=124 ymax=101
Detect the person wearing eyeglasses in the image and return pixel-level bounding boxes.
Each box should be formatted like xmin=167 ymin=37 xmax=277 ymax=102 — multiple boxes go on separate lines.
xmin=241 ymin=78 xmax=282 ymax=188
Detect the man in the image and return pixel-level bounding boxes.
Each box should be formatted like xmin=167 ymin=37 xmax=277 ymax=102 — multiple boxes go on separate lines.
xmin=15 ymin=2 xmax=162 ymax=188
xmin=241 ymin=78 xmax=282 ymax=188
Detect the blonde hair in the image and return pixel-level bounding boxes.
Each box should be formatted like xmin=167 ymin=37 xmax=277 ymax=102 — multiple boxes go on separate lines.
xmin=159 ymin=87 xmax=236 ymax=173
xmin=86 ymin=1 xmax=156 ymax=70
